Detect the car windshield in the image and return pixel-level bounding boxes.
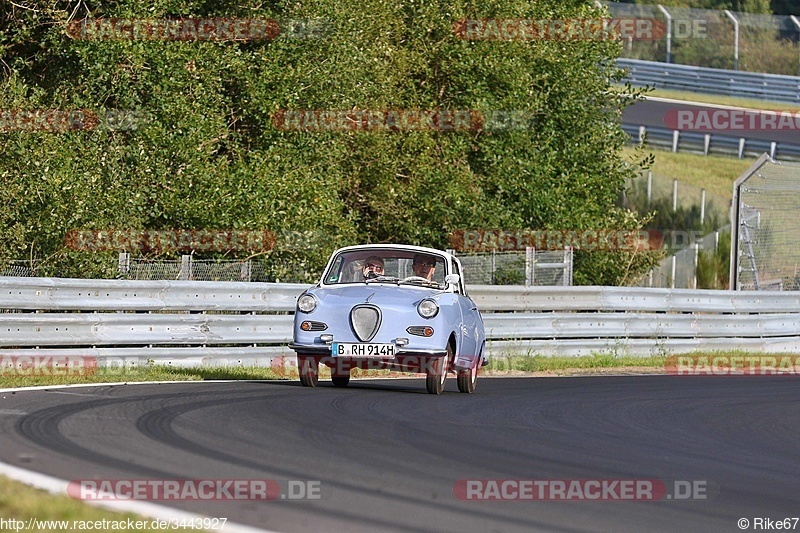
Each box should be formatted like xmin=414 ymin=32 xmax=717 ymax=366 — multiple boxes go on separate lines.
xmin=323 ymin=249 xmax=447 ymax=289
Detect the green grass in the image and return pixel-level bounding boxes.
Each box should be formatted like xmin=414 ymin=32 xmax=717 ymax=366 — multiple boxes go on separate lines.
xmin=647 ymin=88 xmax=800 ymax=112
xmin=0 ymin=364 xmax=286 ymax=390
xmin=0 ymin=475 xmax=204 ymax=532
xmin=613 ymin=85 xmax=800 ymax=112
xmin=485 ymin=353 xmax=667 ymax=374
xmin=621 ymin=146 xmax=754 ymax=201
xmin=5 ymin=351 xmax=789 ymax=389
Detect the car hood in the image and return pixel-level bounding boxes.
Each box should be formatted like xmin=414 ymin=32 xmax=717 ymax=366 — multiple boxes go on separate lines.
xmin=306 ymin=284 xmax=442 ymax=307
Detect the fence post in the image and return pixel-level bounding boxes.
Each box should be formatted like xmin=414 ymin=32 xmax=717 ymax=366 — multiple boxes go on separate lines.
xmin=791 ymin=16 xmax=800 ymax=76
xmin=180 ymin=255 xmax=191 ymax=281
xmin=564 ymin=246 xmax=573 ymax=286
xmin=700 ymin=188 xmax=706 ymax=226
xmin=657 ymin=4 xmax=672 ymax=64
xmin=118 ymin=252 xmax=130 ymax=278
xmin=525 ymin=247 xmax=534 ymax=287
xmin=673 ymin=179 xmax=678 ymax=212
xmin=724 ymin=10 xmax=739 ymax=71
xmin=671 ymin=255 xmax=677 ymax=289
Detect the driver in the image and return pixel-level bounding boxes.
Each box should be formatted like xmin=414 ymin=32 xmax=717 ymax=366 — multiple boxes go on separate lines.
xmin=411 ymin=254 xmax=436 ymax=281
xmin=361 ymin=256 xmax=385 ymax=280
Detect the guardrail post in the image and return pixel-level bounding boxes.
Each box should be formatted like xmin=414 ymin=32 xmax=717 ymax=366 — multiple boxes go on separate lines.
xmin=738 ymin=138 xmax=746 ymax=158
xmin=639 ymin=125 xmax=646 ymax=144
xmin=692 ymin=242 xmax=699 ymax=289
xmin=647 ymin=171 xmax=652 ymax=206
xmin=672 ymin=129 xmax=680 ymax=153
xmin=770 ymin=142 xmax=776 ymax=160
xmin=704 ymin=133 xmax=711 ymax=156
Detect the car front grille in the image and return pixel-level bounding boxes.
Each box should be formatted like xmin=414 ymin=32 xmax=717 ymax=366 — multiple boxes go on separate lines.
xmin=350 ymin=305 xmax=381 ymax=342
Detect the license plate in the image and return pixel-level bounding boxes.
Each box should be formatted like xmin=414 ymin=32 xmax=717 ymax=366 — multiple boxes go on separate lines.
xmin=331 ymin=342 xmax=396 ymax=358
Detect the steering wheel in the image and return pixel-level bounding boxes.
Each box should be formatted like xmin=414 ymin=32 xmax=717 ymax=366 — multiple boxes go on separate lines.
xmin=401 ymin=276 xmax=431 ymax=284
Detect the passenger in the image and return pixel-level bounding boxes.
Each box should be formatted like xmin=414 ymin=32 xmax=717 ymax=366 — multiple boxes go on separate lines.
xmin=411 ymin=254 xmax=436 ymax=281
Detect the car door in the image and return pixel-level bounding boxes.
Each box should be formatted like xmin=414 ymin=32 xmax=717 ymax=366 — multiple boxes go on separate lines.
xmin=451 ymin=257 xmax=481 ymax=360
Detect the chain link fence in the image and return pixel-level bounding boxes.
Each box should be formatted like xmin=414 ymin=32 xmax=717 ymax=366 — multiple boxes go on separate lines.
xmin=0 ymin=261 xmax=37 ymax=277
xmin=117 ymin=254 xmax=270 ymax=282
xmin=732 ymin=156 xmax=800 ymax=290
xmin=604 ymin=2 xmax=800 ymax=75
xmin=452 ymin=248 xmax=573 ymax=286
xmin=116 ymin=250 xmax=575 ymax=286
xmin=634 ymin=228 xmax=727 ymax=289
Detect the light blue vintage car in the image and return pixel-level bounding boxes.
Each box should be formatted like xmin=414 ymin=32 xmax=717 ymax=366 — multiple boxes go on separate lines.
xmin=289 ymin=244 xmax=486 ymax=394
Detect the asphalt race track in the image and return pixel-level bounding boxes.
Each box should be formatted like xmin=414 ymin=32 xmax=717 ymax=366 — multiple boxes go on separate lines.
xmin=623 ymin=97 xmax=800 ymax=146
xmin=1 ymin=375 xmax=799 ymax=532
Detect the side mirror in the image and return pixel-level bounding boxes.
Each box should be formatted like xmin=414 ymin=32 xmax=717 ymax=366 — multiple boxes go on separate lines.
xmin=445 ymin=274 xmax=460 ymax=286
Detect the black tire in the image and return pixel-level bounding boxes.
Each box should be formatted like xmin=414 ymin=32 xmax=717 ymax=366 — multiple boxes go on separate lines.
xmin=426 ymin=344 xmax=452 ymax=395
xmin=457 ymin=361 xmax=478 ymax=393
xmin=331 ymin=374 xmax=350 ymax=387
xmin=298 ymin=356 xmax=318 ymax=387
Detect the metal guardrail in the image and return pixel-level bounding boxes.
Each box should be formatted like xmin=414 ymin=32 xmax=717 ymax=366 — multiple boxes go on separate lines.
xmin=617 ymin=58 xmax=800 ymax=103
xmin=622 ymin=123 xmax=800 ymax=162
xmin=2 ymin=277 xmax=800 ymax=360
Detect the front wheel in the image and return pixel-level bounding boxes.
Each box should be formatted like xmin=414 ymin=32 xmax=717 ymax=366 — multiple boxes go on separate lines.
xmin=298 ymin=356 xmax=318 ymax=387
xmin=426 ymin=344 xmax=452 ymax=395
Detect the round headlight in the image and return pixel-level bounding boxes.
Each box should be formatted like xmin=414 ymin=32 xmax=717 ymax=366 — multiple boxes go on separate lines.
xmin=297 ymin=294 xmax=317 ymax=313
xmin=417 ymin=299 xmax=439 ymax=319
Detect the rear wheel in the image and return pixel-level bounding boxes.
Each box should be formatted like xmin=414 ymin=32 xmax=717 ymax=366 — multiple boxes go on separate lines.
xmin=426 ymin=344 xmax=452 ymax=395
xmin=331 ymin=373 xmax=350 ymax=387
xmin=457 ymin=361 xmax=478 ymax=393
xmin=298 ymin=356 xmax=318 ymax=387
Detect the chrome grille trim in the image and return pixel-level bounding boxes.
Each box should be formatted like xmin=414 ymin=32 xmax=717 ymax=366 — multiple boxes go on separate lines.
xmin=350 ymin=304 xmax=381 ymax=342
